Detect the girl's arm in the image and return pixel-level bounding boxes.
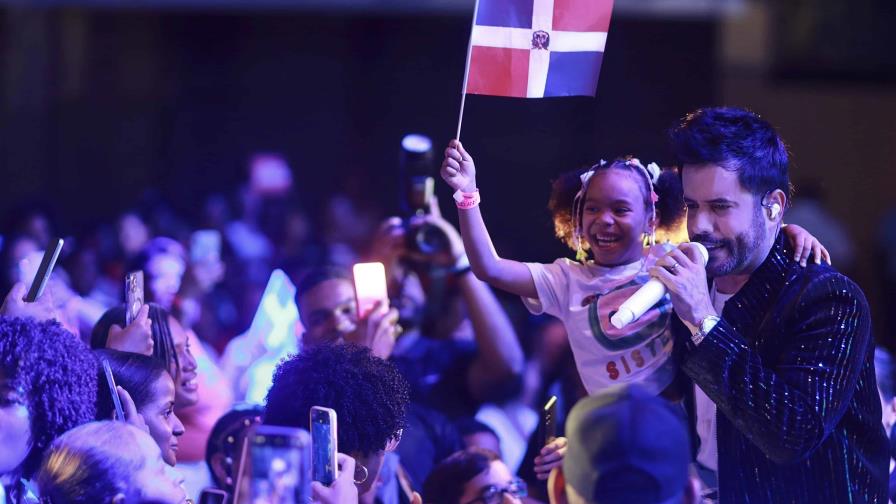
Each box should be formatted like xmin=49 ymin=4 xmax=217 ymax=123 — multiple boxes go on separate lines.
xmin=441 ymin=140 xmax=538 ymax=299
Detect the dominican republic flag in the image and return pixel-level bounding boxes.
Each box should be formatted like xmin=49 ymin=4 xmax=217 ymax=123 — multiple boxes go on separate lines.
xmin=465 ymin=0 xmax=614 ymax=98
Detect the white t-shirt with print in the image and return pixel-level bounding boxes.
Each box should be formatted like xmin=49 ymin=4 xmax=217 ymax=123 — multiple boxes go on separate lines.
xmin=522 ymin=246 xmax=677 ymax=396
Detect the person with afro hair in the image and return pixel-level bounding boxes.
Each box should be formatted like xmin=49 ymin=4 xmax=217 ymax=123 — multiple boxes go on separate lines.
xmin=0 ymin=316 xmax=98 ymax=502
xmin=264 ymin=343 xmax=409 ymax=502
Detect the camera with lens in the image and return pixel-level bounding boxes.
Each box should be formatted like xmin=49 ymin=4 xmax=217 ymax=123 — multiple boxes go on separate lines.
xmin=400 ymin=134 xmax=452 ymax=258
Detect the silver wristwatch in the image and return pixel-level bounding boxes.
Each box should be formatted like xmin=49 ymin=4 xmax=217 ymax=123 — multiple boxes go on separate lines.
xmin=692 ymin=315 xmax=720 ymax=346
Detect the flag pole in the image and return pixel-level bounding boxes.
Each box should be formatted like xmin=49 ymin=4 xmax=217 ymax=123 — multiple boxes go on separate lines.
xmin=456 ymin=0 xmax=481 ymax=141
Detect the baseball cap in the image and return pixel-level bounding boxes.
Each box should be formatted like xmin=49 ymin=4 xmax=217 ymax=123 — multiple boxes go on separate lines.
xmin=562 ymin=383 xmax=690 ymax=504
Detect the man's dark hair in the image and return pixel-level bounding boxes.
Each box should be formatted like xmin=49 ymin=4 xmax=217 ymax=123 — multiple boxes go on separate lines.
xmin=295 ymin=266 xmax=351 ymax=302
xmin=90 ymin=303 xmax=180 ymax=377
xmin=264 ymin=343 xmax=409 ymax=456
xmin=94 ymin=349 xmax=169 ymax=420
xmin=0 ymin=316 xmax=99 ymax=478
xmin=422 ymin=447 xmax=500 ymax=504
xmin=669 ymin=107 xmax=793 ymax=202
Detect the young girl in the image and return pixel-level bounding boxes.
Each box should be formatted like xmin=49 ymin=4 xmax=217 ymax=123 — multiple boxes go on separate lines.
xmin=441 ymin=140 xmax=827 ymax=396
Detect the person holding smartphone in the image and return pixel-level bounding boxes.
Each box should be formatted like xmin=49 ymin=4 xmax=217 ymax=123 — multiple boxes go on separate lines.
xmin=264 ymin=344 xmax=411 ymax=503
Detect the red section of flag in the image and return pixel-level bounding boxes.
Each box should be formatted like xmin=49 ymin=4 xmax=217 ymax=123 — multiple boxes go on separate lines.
xmin=552 ymin=0 xmax=613 ymax=32
xmin=466 ymin=46 xmax=529 ymax=98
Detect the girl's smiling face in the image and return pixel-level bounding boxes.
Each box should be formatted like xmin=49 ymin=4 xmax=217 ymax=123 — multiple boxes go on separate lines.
xmin=580 ymin=169 xmax=652 ymax=267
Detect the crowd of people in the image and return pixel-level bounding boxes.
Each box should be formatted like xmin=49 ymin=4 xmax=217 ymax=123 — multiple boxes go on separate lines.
xmin=0 ymin=106 xmax=893 ymax=504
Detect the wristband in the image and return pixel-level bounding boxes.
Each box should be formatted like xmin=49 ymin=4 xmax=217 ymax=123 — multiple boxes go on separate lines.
xmin=453 ymin=189 xmax=480 ymax=210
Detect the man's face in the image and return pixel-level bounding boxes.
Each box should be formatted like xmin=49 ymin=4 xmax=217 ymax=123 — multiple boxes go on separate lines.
xmin=683 ymin=164 xmax=772 ymax=279
xmin=298 ymin=279 xmax=358 ymax=349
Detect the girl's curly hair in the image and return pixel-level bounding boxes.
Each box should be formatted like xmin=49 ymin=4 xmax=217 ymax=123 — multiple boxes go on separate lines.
xmin=549 ymin=157 xmax=686 ymax=252
xmin=264 ymin=343 xmax=409 ymax=456
xmin=0 ymin=316 xmax=98 ymax=478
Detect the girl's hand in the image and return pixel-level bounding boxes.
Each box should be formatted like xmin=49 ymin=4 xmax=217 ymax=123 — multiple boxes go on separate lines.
xmin=782 ymin=224 xmax=831 ymax=267
xmin=441 ymin=139 xmax=477 ymax=193
xmin=534 ymin=436 xmax=568 ymax=480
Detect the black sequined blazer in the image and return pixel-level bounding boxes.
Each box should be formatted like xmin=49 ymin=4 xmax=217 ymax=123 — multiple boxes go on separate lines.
xmin=675 ymin=233 xmax=888 ymax=503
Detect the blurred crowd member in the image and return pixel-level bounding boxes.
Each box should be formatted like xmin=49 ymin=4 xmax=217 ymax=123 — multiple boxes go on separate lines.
xmin=368 ymin=204 xmax=524 ymax=420
xmin=422 ymin=448 xmax=526 ymax=504
xmin=549 ymin=384 xmax=698 ymax=504
xmin=0 ymin=316 xmax=98 ymax=503
xmin=203 ymin=405 xmax=263 ymax=496
xmin=456 ymin=418 xmax=502 ymax=460
xmin=36 ymin=421 xmax=188 ymax=504
xmin=94 ymin=350 xmax=186 ymax=466
xmin=264 ymin=344 xmax=410 ymax=503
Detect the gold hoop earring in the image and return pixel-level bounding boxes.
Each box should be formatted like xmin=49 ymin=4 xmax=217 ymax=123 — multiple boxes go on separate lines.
xmin=354 ymin=463 xmax=369 ymax=485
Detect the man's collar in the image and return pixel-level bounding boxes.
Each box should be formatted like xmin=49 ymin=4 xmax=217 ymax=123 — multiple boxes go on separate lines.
xmin=713 ymin=232 xmax=792 ymax=321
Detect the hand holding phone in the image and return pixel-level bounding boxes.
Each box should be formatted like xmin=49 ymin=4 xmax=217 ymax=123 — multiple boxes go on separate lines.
xmin=534 ymin=396 xmax=567 ymax=481
xmin=352 ymin=262 xmax=389 ymax=319
xmin=310 ymin=453 xmax=359 ymax=504
xmin=310 ymin=406 xmax=338 ymax=487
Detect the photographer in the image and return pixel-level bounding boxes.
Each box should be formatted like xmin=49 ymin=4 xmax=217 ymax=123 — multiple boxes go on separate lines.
xmin=368 ymin=196 xmax=524 ymax=420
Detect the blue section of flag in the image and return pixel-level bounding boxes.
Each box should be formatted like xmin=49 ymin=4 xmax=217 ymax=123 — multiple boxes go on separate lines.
xmin=544 ymin=51 xmax=603 ymax=97
xmin=475 ymin=0 xmax=533 ymax=29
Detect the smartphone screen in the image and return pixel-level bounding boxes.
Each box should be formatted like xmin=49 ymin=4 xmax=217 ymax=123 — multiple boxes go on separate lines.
xmin=541 ymin=395 xmax=558 ymax=447
xmin=22 ymin=238 xmax=64 ymax=302
xmin=191 ymin=230 xmax=222 ymax=263
xmin=248 ymin=269 xmax=298 ymax=351
xmin=234 ymin=425 xmax=310 ymax=504
xmin=124 ymin=271 xmax=145 ymax=326
xmin=310 ymin=406 xmax=337 ymax=487
xmin=352 ymin=262 xmax=388 ymax=319
xmin=102 ymin=359 xmax=126 ymax=422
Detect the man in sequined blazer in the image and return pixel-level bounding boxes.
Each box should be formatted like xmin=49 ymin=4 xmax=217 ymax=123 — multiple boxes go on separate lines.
xmin=649 ymin=107 xmax=888 ymax=503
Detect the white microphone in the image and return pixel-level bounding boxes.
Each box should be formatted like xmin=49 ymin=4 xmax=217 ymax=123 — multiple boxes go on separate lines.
xmin=609 ymin=242 xmax=709 ymax=330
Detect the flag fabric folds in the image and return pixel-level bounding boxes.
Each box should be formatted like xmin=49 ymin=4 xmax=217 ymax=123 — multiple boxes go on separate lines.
xmin=465 ymin=0 xmax=614 ymax=98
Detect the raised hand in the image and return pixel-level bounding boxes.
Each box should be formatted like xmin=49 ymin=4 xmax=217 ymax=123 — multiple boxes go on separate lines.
xmin=441 ymin=139 xmax=477 ymax=193
xmin=311 ymin=453 xmax=359 ymax=504
xmin=106 ymin=304 xmax=154 ymax=355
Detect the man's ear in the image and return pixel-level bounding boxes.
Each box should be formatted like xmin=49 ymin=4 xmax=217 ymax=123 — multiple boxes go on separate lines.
xmin=547 ymin=466 xmax=568 ymax=504
xmin=111 ymin=494 xmax=126 ymax=504
xmin=763 ymin=189 xmax=786 ymax=222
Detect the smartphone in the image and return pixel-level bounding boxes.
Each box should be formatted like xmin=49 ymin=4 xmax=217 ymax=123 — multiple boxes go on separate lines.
xmin=310 ymin=406 xmax=338 ymax=487
xmin=233 ymin=425 xmax=311 ymax=504
xmin=352 ymin=262 xmax=389 ymax=319
xmin=191 ymin=229 xmax=222 ymax=264
xmin=124 ymin=271 xmax=144 ymax=326
xmin=198 ymin=488 xmax=228 ymax=504
xmin=22 ymin=238 xmax=64 ymax=302
xmin=102 ymin=359 xmax=126 ymax=422
xmin=540 ymin=396 xmax=558 ymax=447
